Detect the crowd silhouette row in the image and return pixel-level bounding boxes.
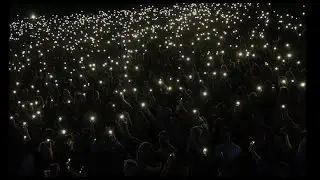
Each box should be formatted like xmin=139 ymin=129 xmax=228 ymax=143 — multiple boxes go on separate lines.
xmin=9 ymin=3 xmax=306 ymax=177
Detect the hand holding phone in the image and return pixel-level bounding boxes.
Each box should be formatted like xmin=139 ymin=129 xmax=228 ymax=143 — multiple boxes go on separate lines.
xmin=249 ymin=141 xmax=255 ymax=151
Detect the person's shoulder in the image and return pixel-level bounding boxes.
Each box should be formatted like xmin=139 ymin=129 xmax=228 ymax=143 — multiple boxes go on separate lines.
xmin=231 ymin=142 xmax=241 ymax=149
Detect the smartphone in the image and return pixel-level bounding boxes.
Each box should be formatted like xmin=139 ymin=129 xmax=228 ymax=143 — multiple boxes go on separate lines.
xmin=249 ymin=141 xmax=255 ymax=148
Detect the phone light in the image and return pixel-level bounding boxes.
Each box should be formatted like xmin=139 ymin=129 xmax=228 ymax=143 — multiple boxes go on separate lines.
xmin=203 ymin=91 xmax=208 ymax=96
xmin=108 ymin=130 xmax=113 ymax=135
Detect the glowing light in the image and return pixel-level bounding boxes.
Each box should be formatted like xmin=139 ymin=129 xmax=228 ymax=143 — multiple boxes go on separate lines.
xmin=108 ymin=130 xmax=113 ymax=135
xmin=282 ymin=79 xmax=286 ymax=84
xmin=141 ymin=102 xmax=146 ymax=107
xmin=203 ymin=91 xmax=208 ymax=96
xmin=203 ymin=147 xmax=208 ymax=155
xmin=257 ymin=86 xmax=262 ymax=92
xmin=30 ymin=14 xmax=36 ymax=19
xmin=61 ymin=129 xmax=67 ymax=135
xmin=300 ymin=82 xmax=305 ymax=87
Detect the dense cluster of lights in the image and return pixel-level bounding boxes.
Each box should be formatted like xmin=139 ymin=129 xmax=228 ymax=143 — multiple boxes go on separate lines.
xmin=9 ymin=3 xmax=305 ymax=158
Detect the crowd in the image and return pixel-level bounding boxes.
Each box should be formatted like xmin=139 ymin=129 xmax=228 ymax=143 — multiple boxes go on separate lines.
xmin=9 ymin=3 xmax=306 ymax=177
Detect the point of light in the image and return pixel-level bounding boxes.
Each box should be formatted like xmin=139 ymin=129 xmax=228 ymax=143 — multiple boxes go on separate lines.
xmin=30 ymin=14 xmax=36 ymax=19
xmin=108 ymin=130 xmax=113 ymax=135
xmin=257 ymin=86 xmax=262 ymax=91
